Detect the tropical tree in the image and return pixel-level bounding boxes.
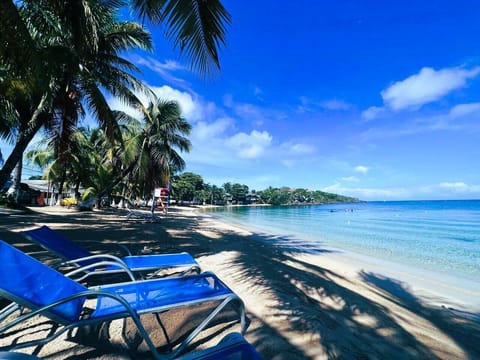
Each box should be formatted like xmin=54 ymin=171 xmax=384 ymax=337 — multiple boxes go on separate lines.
xmin=0 ymin=0 xmax=153 ymax=197
xmin=1 ymin=0 xmax=231 ymax=194
xmin=131 ymin=0 xmax=231 ymax=76
xmin=210 ymin=184 xmax=226 ymax=204
xmin=230 ymin=183 xmax=249 ymax=203
xmin=171 ymin=172 xmax=204 ymax=202
xmin=121 ymin=99 xmax=192 ymax=203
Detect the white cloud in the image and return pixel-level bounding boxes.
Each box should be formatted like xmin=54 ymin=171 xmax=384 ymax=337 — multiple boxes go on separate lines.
xmin=193 ymin=117 xmax=233 ymax=140
xmin=342 ymin=176 xmax=359 ymax=182
xmin=437 ymin=182 xmax=477 ymax=193
xmin=418 ymin=182 xmax=480 ymax=199
xmin=362 ymin=66 xmax=480 ymax=120
xmin=322 ymin=183 xmax=410 ymax=201
xmin=149 ymin=85 xmax=202 ymax=121
xmin=286 ymin=143 xmax=316 ymax=155
xmin=361 ymin=106 xmax=385 ymax=120
xmin=381 ymin=66 xmax=480 ymax=111
xmin=107 ymin=85 xmax=205 ymax=123
xmin=355 ymin=165 xmax=369 ymax=174
xmin=449 ymin=102 xmax=480 ymax=118
xmin=321 ymin=181 xmax=480 ymax=201
xmin=226 ymin=130 xmax=273 ymax=159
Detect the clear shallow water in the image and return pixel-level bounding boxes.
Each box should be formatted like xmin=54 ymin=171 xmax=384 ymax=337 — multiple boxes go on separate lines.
xmin=207 ymin=200 xmax=480 ymax=283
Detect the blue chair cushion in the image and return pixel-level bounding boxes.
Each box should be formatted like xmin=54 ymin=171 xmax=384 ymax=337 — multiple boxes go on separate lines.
xmin=107 ymin=252 xmax=197 ymax=271
xmin=92 ymin=273 xmax=232 ymax=318
xmin=23 ymin=226 xmax=93 ymax=266
xmin=0 ymin=241 xmax=87 ymax=323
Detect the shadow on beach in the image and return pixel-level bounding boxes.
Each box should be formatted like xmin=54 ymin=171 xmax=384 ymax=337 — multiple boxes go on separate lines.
xmin=0 ymin=207 xmax=479 ymax=359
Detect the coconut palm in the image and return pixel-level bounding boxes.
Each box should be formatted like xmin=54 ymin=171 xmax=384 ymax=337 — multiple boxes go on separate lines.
xmin=0 ymin=0 xmax=231 ymax=193
xmin=131 ymin=0 xmax=231 ymax=76
xmin=0 ymin=0 xmax=154 ymax=197
xmin=121 ymin=98 xmax=191 ymax=201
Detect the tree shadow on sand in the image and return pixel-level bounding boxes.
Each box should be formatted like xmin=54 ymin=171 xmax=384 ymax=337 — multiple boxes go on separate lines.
xmin=1 ymin=208 xmax=479 ymax=359
xmin=360 ymin=272 xmax=480 ymax=359
xmin=161 ymin=214 xmax=480 ymax=359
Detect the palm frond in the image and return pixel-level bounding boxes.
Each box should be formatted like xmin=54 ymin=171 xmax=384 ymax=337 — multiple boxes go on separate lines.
xmin=164 ymin=0 xmax=231 ymax=76
xmin=132 ymin=0 xmax=231 ymax=77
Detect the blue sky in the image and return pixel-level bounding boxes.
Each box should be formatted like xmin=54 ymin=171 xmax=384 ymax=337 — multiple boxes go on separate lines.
xmin=5 ymin=1 xmax=480 ymax=200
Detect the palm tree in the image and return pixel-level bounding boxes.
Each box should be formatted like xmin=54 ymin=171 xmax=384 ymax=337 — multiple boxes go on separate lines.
xmin=131 ymin=0 xmax=231 ymax=76
xmin=0 ymin=0 xmax=231 ymax=191
xmin=123 ymin=98 xmax=191 ymax=203
xmin=0 ymin=1 xmax=153 ymax=195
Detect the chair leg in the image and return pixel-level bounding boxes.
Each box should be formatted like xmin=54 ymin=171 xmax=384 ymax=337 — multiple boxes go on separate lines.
xmin=0 ymin=303 xmax=20 ymax=323
xmin=168 ymin=295 xmax=246 ymax=359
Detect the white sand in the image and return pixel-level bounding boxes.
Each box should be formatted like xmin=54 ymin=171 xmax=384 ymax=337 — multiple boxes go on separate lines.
xmin=0 ymin=205 xmax=479 ymax=359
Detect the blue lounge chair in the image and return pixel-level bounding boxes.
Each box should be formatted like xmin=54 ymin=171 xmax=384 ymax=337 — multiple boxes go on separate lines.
xmin=177 ymin=332 xmax=263 ymax=359
xmin=0 ymin=334 xmax=262 ymax=360
xmin=0 ymin=353 xmax=42 ymax=359
xmin=22 ymin=225 xmax=200 ymax=281
xmin=0 ymin=241 xmax=246 ymax=359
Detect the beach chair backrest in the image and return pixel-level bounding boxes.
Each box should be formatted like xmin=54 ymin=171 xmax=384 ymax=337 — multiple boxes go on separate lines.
xmin=0 ymin=241 xmax=87 ymax=323
xmin=23 ymin=225 xmax=93 ymax=265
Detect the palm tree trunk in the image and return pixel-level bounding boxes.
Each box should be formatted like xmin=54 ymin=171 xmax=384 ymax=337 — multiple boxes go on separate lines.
xmin=0 ymin=94 xmax=48 ymax=188
xmin=8 ymin=160 xmax=23 ymax=204
xmin=56 ymin=167 xmax=67 ymax=205
xmin=0 ymin=128 xmax=37 ymax=189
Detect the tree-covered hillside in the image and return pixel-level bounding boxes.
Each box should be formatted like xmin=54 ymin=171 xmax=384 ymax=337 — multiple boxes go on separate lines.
xmin=171 ymin=172 xmax=360 ymax=205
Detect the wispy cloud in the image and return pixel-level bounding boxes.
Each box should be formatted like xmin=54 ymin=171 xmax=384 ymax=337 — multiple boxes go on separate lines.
xmin=323 ymin=181 xmax=480 ymax=201
xmin=342 ymin=176 xmax=359 ymax=182
xmin=449 ymin=102 xmax=480 ymax=118
xmin=284 ymin=142 xmax=316 ymax=155
xmin=223 ymin=94 xmax=288 ymax=127
xmin=438 ymin=181 xmax=480 ymax=193
xmin=297 ymin=96 xmax=352 ymax=113
xmin=132 ymin=55 xmax=191 ymax=90
xmin=360 ymin=100 xmax=480 ymax=141
xmin=321 ymin=99 xmax=352 ymax=111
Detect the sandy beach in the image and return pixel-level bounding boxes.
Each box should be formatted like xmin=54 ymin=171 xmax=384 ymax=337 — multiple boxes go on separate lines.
xmin=1 ymin=205 xmax=479 ymax=359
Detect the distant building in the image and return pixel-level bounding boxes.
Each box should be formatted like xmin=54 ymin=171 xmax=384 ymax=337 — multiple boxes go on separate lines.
xmin=245 ymin=193 xmax=260 ymax=204
xmin=21 ymin=180 xmax=80 ymax=206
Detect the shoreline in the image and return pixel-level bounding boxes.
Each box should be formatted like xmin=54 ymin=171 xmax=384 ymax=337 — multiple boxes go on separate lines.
xmin=198 ymin=205 xmax=480 ymax=313
xmin=1 ymin=205 xmax=479 ymax=359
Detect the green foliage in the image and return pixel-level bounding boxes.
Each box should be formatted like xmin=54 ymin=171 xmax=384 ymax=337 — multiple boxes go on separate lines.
xmin=258 ymin=187 xmax=359 ymax=205
xmin=170 ymin=172 xmax=358 ymax=206
xmin=0 ymin=0 xmax=231 ymax=191
xmin=81 ymin=164 xmax=115 ymax=201
xmin=170 ymin=172 xmax=202 ymax=202
xmin=229 ymin=183 xmax=249 ymax=203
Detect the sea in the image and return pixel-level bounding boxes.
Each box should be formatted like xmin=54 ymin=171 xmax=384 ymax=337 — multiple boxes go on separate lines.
xmin=206 ymin=200 xmax=480 ymax=290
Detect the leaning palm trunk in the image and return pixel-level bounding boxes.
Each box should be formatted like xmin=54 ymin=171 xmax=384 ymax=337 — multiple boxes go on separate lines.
xmin=7 ymin=161 xmax=22 ymax=204
xmin=0 ymin=94 xmax=48 ymax=189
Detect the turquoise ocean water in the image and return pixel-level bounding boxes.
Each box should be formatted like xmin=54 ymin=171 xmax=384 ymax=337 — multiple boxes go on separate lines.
xmin=207 ymin=200 xmax=480 ymax=284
